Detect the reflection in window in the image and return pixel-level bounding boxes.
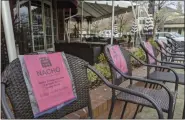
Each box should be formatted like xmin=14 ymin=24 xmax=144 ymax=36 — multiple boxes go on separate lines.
xmin=52 ymin=0 xmax=58 ymax=41
xmin=14 ymin=1 xmax=32 ymax=54
xmin=31 ymin=1 xmax=44 ymax=51
xmin=44 ymin=3 xmax=52 ymax=49
xmin=12 ymin=0 xmax=56 ymax=52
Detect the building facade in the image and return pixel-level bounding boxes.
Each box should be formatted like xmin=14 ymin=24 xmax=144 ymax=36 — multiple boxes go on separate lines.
xmin=1 ymin=0 xmax=77 ymax=71
xmin=5 ymin=0 xmax=77 ymax=54
xmin=163 ymin=17 xmax=184 ymax=35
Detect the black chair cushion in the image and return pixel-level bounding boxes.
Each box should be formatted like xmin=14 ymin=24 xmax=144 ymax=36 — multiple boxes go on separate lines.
xmin=148 ymin=71 xmax=184 ymax=85
xmin=116 ymin=85 xmax=176 ymax=112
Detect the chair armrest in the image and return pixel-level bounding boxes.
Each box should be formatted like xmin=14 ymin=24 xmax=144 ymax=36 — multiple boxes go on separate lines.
xmin=130 ymin=54 xmax=179 ymax=91
xmin=170 ymin=53 xmax=184 ymax=56
xmin=1 ymin=83 xmax=15 ymax=119
xmin=155 ymin=48 xmax=185 ymax=67
xmin=86 ymin=65 xmax=164 ymax=119
xmin=160 ymin=60 xmax=185 ymax=67
xmin=142 ymin=64 xmax=179 ymax=91
xmin=162 ymin=50 xmax=184 ymax=58
xmin=166 ymin=55 xmax=184 ymax=58
xmin=108 ymin=59 xmax=175 ymax=93
xmin=159 ymin=45 xmax=184 ymax=56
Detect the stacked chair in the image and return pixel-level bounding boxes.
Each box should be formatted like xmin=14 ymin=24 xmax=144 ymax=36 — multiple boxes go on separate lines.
xmin=140 ymin=41 xmax=184 ymax=70
xmin=140 ymin=40 xmax=184 ymax=119
xmin=155 ymin=40 xmax=184 ymax=63
xmin=103 ymin=45 xmax=178 ymax=119
xmin=166 ymin=36 xmax=184 ymax=54
xmin=1 ymin=44 xmax=184 ymax=119
xmin=140 ymin=41 xmax=184 ymax=85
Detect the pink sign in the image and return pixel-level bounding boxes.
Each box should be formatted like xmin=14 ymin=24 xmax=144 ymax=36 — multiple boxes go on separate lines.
xmin=158 ymin=41 xmax=166 ymax=54
xmin=109 ymin=45 xmax=128 ymax=73
xmin=24 ymin=53 xmax=75 ymax=112
xmin=144 ymin=42 xmax=155 ymax=64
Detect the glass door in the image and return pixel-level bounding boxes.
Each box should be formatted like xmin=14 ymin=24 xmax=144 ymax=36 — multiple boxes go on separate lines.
xmin=16 ymin=0 xmax=32 ymax=54
xmin=31 ymin=1 xmax=44 ymax=51
xmin=43 ymin=1 xmax=54 ymax=51
xmin=30 ymin=0 xmax=54 ymax=51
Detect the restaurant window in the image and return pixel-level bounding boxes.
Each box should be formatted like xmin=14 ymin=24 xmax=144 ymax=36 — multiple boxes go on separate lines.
xmin=52 ymin=0 xmax=58 ymax=42
xmin=178 ymin=28 xmax=182 ymax=34
xmin=12 ymin=0 xmax=55 ymax=52
xmin=168 ymin=28 xmax=171 ymax=32
xmin=13 ymin=1 xmax=32 ymax=54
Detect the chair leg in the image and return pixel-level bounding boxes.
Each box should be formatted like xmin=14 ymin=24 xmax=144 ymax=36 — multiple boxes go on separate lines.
xmin=183 ymin=104 xmax=185 ymax=119
xmin=140 ymin=83 xmax=147 ymax=113
xmin=149 ymin=83 xmax=153 ymax=88
xmin=120 ymin=102 xmax=128 ymax=119
xmin=168 ymin=99 xmax=175 ymax=119
xmin=155 ymin=85 xmax=159 ymax=89
xmin=152 ymin=84 xmax=156 ymax=89
xmin=167 ymin=108 xmax=174 ymax=119
xmin=139 ymin=106 xmax=144 ymax=112
xmin=133 ymin=104 xmax=140 ymax=119
xmin=108 ymin=97 xmax=116 ymax=119
xmin=88 ymin=94 xmax=93 ymax=119
xmin=144 ymin=82 xmax=148 ymax=88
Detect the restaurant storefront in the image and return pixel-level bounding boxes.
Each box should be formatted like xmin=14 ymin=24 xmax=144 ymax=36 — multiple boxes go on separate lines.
xmin=1 ymin=0 xmax=77 ymax=71
xmin=8 ymin=0 xmax=77 ymax=53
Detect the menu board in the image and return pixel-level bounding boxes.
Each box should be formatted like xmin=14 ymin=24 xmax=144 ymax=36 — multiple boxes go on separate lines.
xmin=19 ymin=52 xmax=76 ymax=118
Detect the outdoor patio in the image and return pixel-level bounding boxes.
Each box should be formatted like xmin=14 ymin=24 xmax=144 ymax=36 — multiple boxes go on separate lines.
xmin=60 ymin=65 xmax=184 ymax=119
xmin=1 ymin=0 xmax=184 ymax=119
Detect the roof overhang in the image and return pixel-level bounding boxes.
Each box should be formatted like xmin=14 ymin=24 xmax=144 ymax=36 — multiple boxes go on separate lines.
xmin=77 ymin=1 xmax=136 ymax=21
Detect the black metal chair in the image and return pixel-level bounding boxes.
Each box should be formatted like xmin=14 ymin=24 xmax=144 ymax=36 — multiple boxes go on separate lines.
xmin=1 ymin=53 xmax=93 ymax=119
xmin=166 ymin=36 xmax=184 ymax=54
xmin=155 ymin=40 xmax=184 ymax=63
xmin=140 ymin=41 xmax=184 ymax=84
xmin=140 ymin=41 xmax=185 ymax=70
xmin=141 ymin=41 xmax=185 ymax=119
xmin=104 ymin=45 xmax=177 ymax=119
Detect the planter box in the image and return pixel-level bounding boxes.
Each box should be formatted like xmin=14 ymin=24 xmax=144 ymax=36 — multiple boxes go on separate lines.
xmin=55 ymin=42 xmax=106 ymax=65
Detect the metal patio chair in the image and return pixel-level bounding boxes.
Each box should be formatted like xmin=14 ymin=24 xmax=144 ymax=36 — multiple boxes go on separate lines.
xmin=155 ymin=40 xmax=184 ymax=63
xmin=1 ymin=53 xmax=93 ymax=119
xmin=166 ymin=36 xmax=184 ymax=54
xmin=140 ymin=41 xmax=185 ymax=70
xmin=140 ymin=41 xmax=184 ymax=84
xmin=104 ymin=45 xmax=177 ymax=119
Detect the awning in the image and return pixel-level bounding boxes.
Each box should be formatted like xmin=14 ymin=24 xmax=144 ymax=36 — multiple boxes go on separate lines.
xmin=77 ymin=1 xmax=136 ymax=21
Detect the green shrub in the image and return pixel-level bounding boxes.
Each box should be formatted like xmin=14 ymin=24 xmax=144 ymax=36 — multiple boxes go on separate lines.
xmin=87 ymin=53 xmax=111 ymax=83
xmin=87 ymin=69 xmax=98 ymax=82
xmin=131 ymin=48 xmax=146 ymax=67
xmin=94 ymin=63 xmax=111 ymax=79
xmin=98 ymin=53 xmax=107 ymax=64
xmin=87 ymin=63 xmax=111 ymax=82
xmin=148 ymin=38 xmax=160 ymax=55
xmin=148 ymin=38 xmax=158 ymax=48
